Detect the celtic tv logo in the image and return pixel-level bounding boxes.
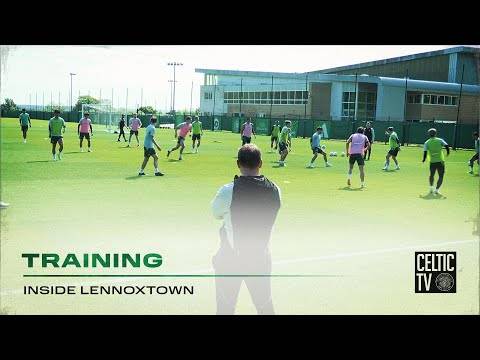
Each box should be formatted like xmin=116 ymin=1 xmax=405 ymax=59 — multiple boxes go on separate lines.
xmin=415 ymin=252 xmax=456 ymax=293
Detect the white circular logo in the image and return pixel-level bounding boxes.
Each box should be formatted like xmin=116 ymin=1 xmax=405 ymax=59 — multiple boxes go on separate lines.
xmin=435 ymin=273 xmax=454 ymax=292
xmin=214 ymin=118 xmax=220 ymax=130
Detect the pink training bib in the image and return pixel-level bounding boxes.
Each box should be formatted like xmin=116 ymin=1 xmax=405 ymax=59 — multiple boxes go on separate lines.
xmin=349 ymin=133 xmax=368 ymax=154
xmin=179 ymin=123 xmax=192 ymax=138
xmin=130 ymin=118 xmax=141 ymax=131
xmin=79 ymin=118 xmax=91 ymax=133
xmin=243 ymin=123 xmax=253 ymax=137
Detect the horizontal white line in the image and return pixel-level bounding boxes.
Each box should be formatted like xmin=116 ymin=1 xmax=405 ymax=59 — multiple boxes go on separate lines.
xmin=1 ymin=239 xmax=477 ymax=296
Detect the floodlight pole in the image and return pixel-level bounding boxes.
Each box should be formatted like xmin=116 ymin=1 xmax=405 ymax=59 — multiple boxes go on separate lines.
xmin=239 ymin=78 xmax=243 ymax=116
xmin=168 ymin=80 xmax=176 ymax=113
xmin=269 ymin=76 xmax=274 ymax=123
xmin=352 ymin=73 xmax=358 ymax=135
xmin=402 ymin=69 xmax=409 ymax=146
xmin=453 ymin=64 xmax=465 ymax=150
xmin=69 ymin=73 xmax=76 ymax=113
xmin=190 ymin=81 xmax=193 ymax=115
xmin=304 ymin=74 xmax=308 ymax=119
xmin=167 ymin=62 xmax=183 ymax=115
xmin=403 ymin=69 xmax=408 ymax=122
xmin=126 ymin=88 xmax=129 ymax=116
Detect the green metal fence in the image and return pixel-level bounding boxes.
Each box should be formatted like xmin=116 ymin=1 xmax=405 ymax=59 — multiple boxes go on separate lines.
xmin=2 ymin=109 xmax=477 ymax=149
xmin=202 ymin=115 xmax=478 ymax=149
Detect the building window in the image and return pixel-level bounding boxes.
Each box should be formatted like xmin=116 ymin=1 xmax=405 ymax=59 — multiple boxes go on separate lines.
xmin=357 ymin=91 xmax=376 ymax=121
xmin=341 ymin=91 xmax=356 ymax=119
xmin=408 ymin=94 xmax=422 ymax=104
xmin=421 ymin=94 xmax=458 ymax=106
xmin=222 ymin=90 xmax=310 ymax=106
xmin=204 ymin=92 xmax=213 ymax=100
xmin=342 ymin=91 xmax=376 ymax=121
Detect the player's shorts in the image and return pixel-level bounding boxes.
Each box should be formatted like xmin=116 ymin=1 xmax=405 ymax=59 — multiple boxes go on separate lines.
xmin=430 ymin=161 xmax=445 ymax=174
xmin=312 ymin=147 xmax=326 ymax=155
xmin=388 ymin=147 xmax=400 ymax=156
xmin=119 ymin=128 xmax=125 ymax=134
xmin=242 ymin=136 xmax=251 ymax=145
xmin=177 ymin=136 xmax=185 ymax=146
xmin=349 ymin=153 xmax=365 ymax=166
xmin=271 ymin=135 xmax=278 ymax=142
xmin=278 ymin=142 xmax=288 ymax=153
xmin=50 ymin=136 xmax=63 ymax=144
xmin=144 ymin=147 xmax=156 ymax=158
xmin=192 ymin=134 xmax=201 ymax=141
xmin=130 ymin=130 xmax=139 ymax=136
xmin=79 ymin=132 xmax=90 ymax=140
xmin=21 ymin=125 xmax=29 ymax=132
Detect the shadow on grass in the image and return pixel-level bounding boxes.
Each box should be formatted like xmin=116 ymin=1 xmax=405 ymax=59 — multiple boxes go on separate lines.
xmin=26 ymin=160 xmax=51 ymax=163
xmin=338 ymin=186 xmax=364 ymax=191
xmin=167 ymin=159 xmax=181 ymax=162
xmin=125 ymin=175 xmax=162 ymax=180
xmin=63 ymin=151 xmax=82 ymax=154
xmin=419 ymin=193 xmax=447 ymax=200
xmin=381 ymin=169 xmax=398 ymax=173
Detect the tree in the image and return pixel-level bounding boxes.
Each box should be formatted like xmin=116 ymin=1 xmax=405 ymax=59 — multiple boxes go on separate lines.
xmin=74 ymin=95 xmax=100 ymax=112
xmin=137 ymin=106 xmax=157 ymax=115
xmin=1 ymin=98 xmax=18 ymax=113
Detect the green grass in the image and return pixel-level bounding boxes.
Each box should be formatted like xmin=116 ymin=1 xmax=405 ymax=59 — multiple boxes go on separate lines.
xmin=1 ymin=118 xmax=478 ymax=314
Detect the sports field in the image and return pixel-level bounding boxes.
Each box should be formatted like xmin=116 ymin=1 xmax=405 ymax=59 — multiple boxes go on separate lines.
xmin=1 ymin=117 xmax=478 ymax=314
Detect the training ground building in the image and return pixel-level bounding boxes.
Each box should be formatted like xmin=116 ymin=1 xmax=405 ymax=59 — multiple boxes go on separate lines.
xmin=196 ymin=46 xmax=480 ymax=124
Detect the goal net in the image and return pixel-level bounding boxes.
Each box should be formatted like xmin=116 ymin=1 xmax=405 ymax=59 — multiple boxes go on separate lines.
xmin=81 ymin=103 xmax=115 ymax=133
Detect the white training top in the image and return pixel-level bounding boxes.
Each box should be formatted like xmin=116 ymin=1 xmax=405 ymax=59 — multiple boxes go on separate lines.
xmin=211 ymin=180 xmax=282 ymax=247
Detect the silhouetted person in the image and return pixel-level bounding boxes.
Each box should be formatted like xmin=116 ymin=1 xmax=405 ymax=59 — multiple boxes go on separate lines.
xmin=211 ymin=144 xmax=281 ymax=315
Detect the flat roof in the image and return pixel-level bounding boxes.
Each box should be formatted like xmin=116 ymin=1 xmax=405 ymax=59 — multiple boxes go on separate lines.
xmin=197 ymin=46 xmax=480 ymax=79
xmin=195 ymin=69 xmax=480 ymax=94
xmin=306 ymin=46 xmax=480 ymax=75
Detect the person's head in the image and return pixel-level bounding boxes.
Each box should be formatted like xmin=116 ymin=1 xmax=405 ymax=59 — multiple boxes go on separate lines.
xmin=387 ymin=126 xmax=394 ymax=134
xmin=316 ymin=127 xmax=323 ymax=134
xmin=84 ymin=112 xmax=90 ymax=118
xmin=357 ymin=127 xmax=364 ymax=134
xmin=366 ymin=121 xmax=371 ymax=128
xmin=194 ymin=116 xmax=199 ymax=122
xmin=473 ymin=132 xmax=479 ymax=139
xmin=247 ymin=117 xmax=251 ymax=123
xmin=121 ymin=114 xmax=125 ymax=119
xmin=150 ymin=116 xmax=157 ymax=124
xmin=428 ymin=128 xmax=437 ymax=137
xmin=54 ymin=109 xmax=60 ymax=117
xmin=186 ymin=116 xmax=192 ymax=123
xmin=21 ymin=108 xmax=26 ymax=113
xmin=237 ymin=144 xmax=262 ymax=176
xmin=285 ymin=120 xmax=291 ymax=128
xmin=134 ymin=113 xmax=138 ymax=118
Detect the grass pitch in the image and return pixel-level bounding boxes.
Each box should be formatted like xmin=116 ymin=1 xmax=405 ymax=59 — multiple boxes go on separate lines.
xmin=1 ymin=118 xmax=478 ymax=314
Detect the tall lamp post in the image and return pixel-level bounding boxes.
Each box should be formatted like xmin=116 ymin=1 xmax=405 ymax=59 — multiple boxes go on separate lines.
xmin=69 ymin=72 xmax=77 ymax=117
xmin=168 ymin=80 xmax=177 ymax=114
xmin=167 ymin=62 xmax=183 ymax=114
